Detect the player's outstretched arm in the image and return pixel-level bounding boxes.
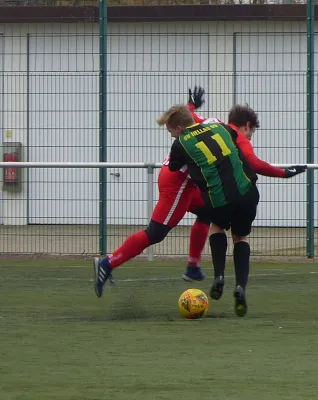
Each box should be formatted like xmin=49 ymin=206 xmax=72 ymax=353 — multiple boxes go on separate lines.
xmin=236 ymin=131 xmax=306 ymax=178
xmin=283 ymin=165 xmax=307 ymax=178
xmin=186 ymin=86 xmax=222 ymax=125
xmin=188 ymin=86 xmax=205 ymax=110
xmin=187 ymin=86 xmax=206 ymax=124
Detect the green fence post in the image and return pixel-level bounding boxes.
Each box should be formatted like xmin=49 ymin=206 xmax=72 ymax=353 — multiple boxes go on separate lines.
xmin=232 ymin=32 xmax=237 ymax=106
xmin=99 ymin=0 xmax=107 ymax=255
xmin=306 ymin=0 xmax=315 ymax=258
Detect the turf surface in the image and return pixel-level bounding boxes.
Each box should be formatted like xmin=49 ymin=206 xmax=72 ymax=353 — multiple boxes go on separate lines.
xmin=1 ymin=260 xmax=318 ymax=399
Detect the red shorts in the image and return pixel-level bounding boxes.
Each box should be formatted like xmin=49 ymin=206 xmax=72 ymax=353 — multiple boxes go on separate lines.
xmin=151 ymin=166 xmax=204 ymax=228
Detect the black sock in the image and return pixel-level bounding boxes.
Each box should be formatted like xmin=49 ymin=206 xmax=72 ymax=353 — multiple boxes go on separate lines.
xmin=233 ymin=241 xmax=250 ymax=290
xmin=209 ymin=233 xmax=227 ymax=278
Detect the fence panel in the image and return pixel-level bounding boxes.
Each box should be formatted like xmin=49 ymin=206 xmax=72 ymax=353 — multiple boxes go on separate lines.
xmin=0 ymin=7 xmax=316 ymax=259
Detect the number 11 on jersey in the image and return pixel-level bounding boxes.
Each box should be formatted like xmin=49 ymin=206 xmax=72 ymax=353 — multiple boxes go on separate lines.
xmin=195 ymin=133 xmax=231 ymax=164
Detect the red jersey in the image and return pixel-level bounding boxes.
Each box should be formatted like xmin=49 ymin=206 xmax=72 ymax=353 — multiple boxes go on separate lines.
xmin=187 ymin=104 xmax=285 ymax=178
xmin=163 ymin=104 xmax=285 ymax=178
xmin=227 ymin=124 xmax=285 ymax=178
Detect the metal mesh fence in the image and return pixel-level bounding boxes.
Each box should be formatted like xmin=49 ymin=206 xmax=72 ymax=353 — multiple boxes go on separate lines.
xmin=0 ymin=1 xmax=309 ymax=5
xmin=0 ymin=4 xmax=316 ymax=259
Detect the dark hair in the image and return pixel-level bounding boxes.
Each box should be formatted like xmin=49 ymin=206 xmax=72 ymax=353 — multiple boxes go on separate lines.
xmin=228 ymin=104 xmax=260 ymax=129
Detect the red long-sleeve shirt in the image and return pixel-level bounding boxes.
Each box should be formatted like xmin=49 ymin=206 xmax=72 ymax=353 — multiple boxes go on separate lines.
xmin=187 ymin=103 xmax=217 ymax=124
xmin=227 ymin=124 xmax=286 ymax=178
xmin=187 ymin=104 xmax=285 ymax=179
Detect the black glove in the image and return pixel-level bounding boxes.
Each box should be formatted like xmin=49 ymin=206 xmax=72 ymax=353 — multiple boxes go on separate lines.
xmin=284 ymin=165 xmax=307 ymax=178
xmin=188 ymin=85 xmax=205 ymax=109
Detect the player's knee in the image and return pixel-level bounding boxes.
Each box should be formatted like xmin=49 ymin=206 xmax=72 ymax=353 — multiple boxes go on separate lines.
xmin=210 ymin=224 xmax=226 ymax=235
xmin=144 ymin=220 xmax=171 ymax=245
xmin=232 ymin=235 xmax=248 ymax=244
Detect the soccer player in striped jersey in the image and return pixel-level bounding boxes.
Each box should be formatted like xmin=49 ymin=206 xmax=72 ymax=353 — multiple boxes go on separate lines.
xmin=157 ymin=104 xmax=305 ymax=317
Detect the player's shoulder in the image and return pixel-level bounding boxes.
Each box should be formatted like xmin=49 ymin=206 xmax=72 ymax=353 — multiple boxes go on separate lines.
xmin=221 ymin=122 xmax=239 ymax=136
xmin=170 ymin=138 xmax=182 ymax=152
xmin=203 ymin=120 xmax=235 ymax=134
xmin=171 ymin=137 xmax=181 ymax=146
xmin=204 ymin=117 xmax=222 ymax=124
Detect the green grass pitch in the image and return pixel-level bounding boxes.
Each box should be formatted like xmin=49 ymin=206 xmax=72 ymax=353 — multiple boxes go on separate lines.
xmin=1 ymin=259 xmax=318 ymax=400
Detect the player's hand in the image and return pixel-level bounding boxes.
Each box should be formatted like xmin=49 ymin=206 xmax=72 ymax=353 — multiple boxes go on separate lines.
xmin=284 ymin=165 xmax=307 ymax=178
xmin=188 ymin=86 xmax=205 ymax=109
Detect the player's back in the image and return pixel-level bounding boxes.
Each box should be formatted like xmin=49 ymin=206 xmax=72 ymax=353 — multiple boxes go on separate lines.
xmin=179 ymin=122 xmax=255 ymax=207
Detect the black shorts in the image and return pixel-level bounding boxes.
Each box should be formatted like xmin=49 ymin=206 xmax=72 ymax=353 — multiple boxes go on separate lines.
xmin=202 ymin=185 xmax=260 ymax=237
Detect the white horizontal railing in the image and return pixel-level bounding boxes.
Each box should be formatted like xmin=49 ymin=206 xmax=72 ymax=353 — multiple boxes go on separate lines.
xmin=0 ymin=162 xmax=317 ymax=169
xmin=0 ymin=162 xmax=163 ymax=168
xmin=0 ymin=162 xmax=315 ymax=259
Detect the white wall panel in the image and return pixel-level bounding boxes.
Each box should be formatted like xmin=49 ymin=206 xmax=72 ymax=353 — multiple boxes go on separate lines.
xmin=28 ymin=34 xmax=99 ymax=224
xmin=22 ymin=22 xmax=317 ymax=227
xmin=0 ymin=34 xmax=3 ymax=224
xmin=27 ymin=26 xmax=211 ymax=225
xmin=235 ymin=32 xmax=308 ymax=227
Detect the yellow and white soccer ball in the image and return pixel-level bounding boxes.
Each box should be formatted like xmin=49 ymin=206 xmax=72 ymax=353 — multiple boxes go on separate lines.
xmin=178 ymin=288 xmax=209 ymax=319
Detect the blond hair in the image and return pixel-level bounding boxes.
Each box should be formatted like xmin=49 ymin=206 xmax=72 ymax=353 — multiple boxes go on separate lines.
xmin=156 ymin=104 xmax=195 ymax=128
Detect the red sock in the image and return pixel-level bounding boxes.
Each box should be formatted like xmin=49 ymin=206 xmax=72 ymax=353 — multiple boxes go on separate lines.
xmin=108 ymin=230 xmax=150 ymax=269
xmin=188 ymin=221 xmax=209 ymax=267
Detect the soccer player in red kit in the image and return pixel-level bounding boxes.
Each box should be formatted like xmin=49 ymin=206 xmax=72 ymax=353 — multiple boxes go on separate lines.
xmin=93 ymin=87 xmax=215 ymax=298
